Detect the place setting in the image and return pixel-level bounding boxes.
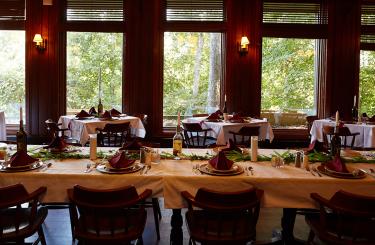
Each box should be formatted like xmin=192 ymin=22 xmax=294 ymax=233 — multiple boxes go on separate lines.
xmin=0 ymin=150 xmax=45 ymax=172
xmin=197 ymin=151 xmax=244 ymax=176
xmin=96 ymin=150 xmax=144 ymax=174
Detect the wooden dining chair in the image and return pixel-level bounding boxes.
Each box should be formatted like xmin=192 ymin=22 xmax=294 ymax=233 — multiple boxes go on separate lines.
xmin=305 ymin=190 xmax=375 ymax=244
xmin=182 ymin=122 xmax=216 ymax=148
xmin=322 ymin=125 xmax=360 ymax=149
xmin=229 ymin=126 xmax=260 ymax=147
xmin=67 ymin=185 xmax=152 ymax=245
xmin=97 ymin=122 xmax=131 ymax=147
xmin=0 ymin=184 xmax=48 ymax=245
xmin=181 ymin=187 xmax=264 ymax=245
xmin=45 ymin=119 xmax=79 ymax=145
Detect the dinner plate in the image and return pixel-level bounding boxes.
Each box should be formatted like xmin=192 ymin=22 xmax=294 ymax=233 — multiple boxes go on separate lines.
xmin=96 ymin=162 xmax=144 ymax=174
xmin=324 ymin=166 xmax=356 ymax=176
xmin=104 ymin=160 xmax=136 ymax=171
xmin=205 ymin=119 xmax=222 ymax=122
xmin=0 ymin=161 xmax=43 ymax=172
xmin=207 ymin=164 xmax=239 ymax=173
xmin=98 ymin=117 xmax=113 ymax=121
xmin=198 ymin=163 xmax=244 ymax=176
xmin=75 ymin=116 xmax=94 ymax=120
xmin=317 ymin=165 xmax=366 ymax=179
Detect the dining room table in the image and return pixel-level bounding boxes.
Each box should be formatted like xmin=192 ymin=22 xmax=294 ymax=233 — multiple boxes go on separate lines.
xmin=310 ymin=119 xmax=375 ymax=148
xmin=1 ymin=146 xmax=374 ymax=244
xmin=184 ymin=116 xmax=274 ymax=145
xmin=58 ymin=115 xmax=146 ymax=145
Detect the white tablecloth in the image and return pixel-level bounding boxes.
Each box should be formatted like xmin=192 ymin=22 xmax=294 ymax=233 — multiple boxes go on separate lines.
xmin=0 ymin=112 xmax=6 ymax=141
xmin=185 ymin=117 xmax=274 ymax=145
xmin=59 ymin=115 xmax=146 ymax=145
xmin=310 ymin=119 xmax=375 ymax=148
xmin=1 ymin=148 xmax=374 ymax=209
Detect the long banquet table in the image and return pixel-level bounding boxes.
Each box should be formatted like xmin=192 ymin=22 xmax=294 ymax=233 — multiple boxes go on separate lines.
xmin=184 ymin=117 xmax=274 ymax=145
xmin=59 ymin=115 xmax=146 ymax=145
xmin=310 ymin=119 xmax=375 ymax=148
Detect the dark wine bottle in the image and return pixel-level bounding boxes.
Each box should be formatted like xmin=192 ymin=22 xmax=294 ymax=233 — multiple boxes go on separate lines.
xmin=173 ymin=112 xmax=183 ymax=156
xmin=98 ymin=98 xmax=103 ymax=116
xmin=16 ymin=119 xmax=27 ymax=152
xmin=330 ymin=124 xmax=341 ymax=157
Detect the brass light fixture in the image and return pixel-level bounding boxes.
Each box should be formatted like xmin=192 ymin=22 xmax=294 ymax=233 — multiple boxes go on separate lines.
xmin=238 ymin=36 xmax=249 ymax=55
xmin=33 ymin=34 xmax=46 ymax=51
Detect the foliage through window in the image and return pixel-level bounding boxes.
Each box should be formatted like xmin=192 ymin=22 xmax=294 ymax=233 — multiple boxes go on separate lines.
xmin=0 ymin=30 xmax=25 ymax=124
xmin=261 ymin=38 xmax=317 ymax=128
xmin=66 ymin=32 xmax=123 ymax=114
xmin=163 ymin=32 xmax=222 ymax=127
xmin=359 ymin=50 xmax=375 ymax=116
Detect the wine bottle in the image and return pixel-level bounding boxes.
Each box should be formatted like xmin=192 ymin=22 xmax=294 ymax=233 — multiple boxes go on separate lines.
xmin=352 ymin=95 xmax=358 ymax=122
xmin=330 ymin=124 xmax=341 ymax=157
xmin=16 ymin=119 xmax=27 ymax=152
xmin=173 ymin=112 xmax=183 ymax=156
xmin=98 ymin=98 xmax=103 ymax=116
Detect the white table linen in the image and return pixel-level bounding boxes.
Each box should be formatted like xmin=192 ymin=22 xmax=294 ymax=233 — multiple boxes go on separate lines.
xmin=185 ymin=117 xmax=274 ymax=145
xmin=0 ymin=112 xmax=6 ymax=141
xmin=59 ymin=115 xmax=146 ymax=145
xmin=0 ymin=148 xmax=374 ymax=209
xmin=310 ymin=119 xmax=375 ymax=148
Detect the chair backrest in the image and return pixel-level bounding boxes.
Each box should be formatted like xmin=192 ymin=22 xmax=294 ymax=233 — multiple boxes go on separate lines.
xmin=67 ymin=185 xmax=151 ymax=243
xmin=97 ymin=122 xmax=130 ymax=147
xmin=322 ymin=125 xmax=357 ymax=148
xmin=45 ymin=119 xmax=61 ymax=137
xmin=230 ymin=126 xmax=260 ymax=146
xmin=181 ymin=187 xmax=263 ymax=243
xmin=182 ymin=122 xmax=211 ymax=148
xmin=311 ymin=190 xmax=375 ymax=243
xmin=0 ymin=184 xmax=47 ymax=239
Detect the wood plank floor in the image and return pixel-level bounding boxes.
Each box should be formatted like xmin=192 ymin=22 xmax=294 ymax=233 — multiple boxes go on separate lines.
xmin=26 ymin=200 xmax=325 ymax=245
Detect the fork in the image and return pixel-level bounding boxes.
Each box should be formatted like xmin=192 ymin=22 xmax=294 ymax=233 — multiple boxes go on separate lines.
xmin=84 ymin=163 xmax=92 ymax=173
xmin=248 ymin=166 xmax=254 ymax=176
xmin=312 ymin=167 xmax=322 ymax=177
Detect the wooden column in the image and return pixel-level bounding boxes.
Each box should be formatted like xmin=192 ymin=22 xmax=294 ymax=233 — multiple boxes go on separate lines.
xmin=226 ymin=0 xmax=262 ymax=116
xmin=326 ymin=0 xmax=361 ymax=120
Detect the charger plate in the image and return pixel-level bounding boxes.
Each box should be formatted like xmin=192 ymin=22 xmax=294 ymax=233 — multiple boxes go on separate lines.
xmin=0 ymin=161 xmax=44 ymax=172
xmin=198 ymin=163 xmax=244 ymax=176
xmin=96 ymin=163 xmax=144 ymax=174
xmin=317 ymin=165 xmax=366 ymax=179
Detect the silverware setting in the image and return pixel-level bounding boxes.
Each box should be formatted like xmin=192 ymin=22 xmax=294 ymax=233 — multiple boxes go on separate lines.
xmin=142 ymin=165 xmax=151 ymax=175
xmin=84 ymin=163 xmax=93 ymax=173
xmin=192 ymin=164 xmax=203 ymax=175
xmin=39 ymin=162 xmax=52 ymax=172
xmin=312 ymin=167 xmax=322 ymax=177
xmin=248 ymin=166 xmax=254 ymax=176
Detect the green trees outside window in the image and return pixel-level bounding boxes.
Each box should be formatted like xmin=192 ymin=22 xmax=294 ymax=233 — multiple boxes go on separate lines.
xmin=359 ymin=50 xmax=375 ymax=117
xmin=66 ymin=32 xmax=123 ymax=114
xmin=261 ymin=38 xmax=317 ymax=127
xmin=163 ymin=32 xmax=222 ymax=127
xmin=0 ymin=31 xmax=25 ymax=124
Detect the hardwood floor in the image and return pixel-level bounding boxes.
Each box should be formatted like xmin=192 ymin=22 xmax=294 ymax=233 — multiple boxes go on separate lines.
xmin=26 ymin=200 xmax=323 ymax=245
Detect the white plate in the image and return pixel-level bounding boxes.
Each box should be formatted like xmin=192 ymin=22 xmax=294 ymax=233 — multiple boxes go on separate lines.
xmin=96 ymin=163 xmax=144 ymax=174
xmin=0 ymin=161 xmax=43 ymax=172
xmin=198 ymin=163 xmax=244 ymax=176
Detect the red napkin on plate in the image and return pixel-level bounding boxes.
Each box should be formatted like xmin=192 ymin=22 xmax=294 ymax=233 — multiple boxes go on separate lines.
xmin=120 ymin=139 xmax=143 ymax=151
xmin=44 ymin=136 xmax=68 ymax=152
xmin=221 ymin=139 xmax=242 ymax=153
xmin=108 ymin=151 xmax=135 ymax=169
xmin=101 ymin=110 xmax=112 ymax=119
xmin=325 ymin=155 xmax=349 ymax=173
xmin=207 ymin=111 xmax=221 ymax=120
xmin=110 ymin=108 xmax=121 ymax=117
xmin=209 ymin=151 xmax=234 ymax=170
xmin=8 ymin=150 xmax=38 ymax=167
xmin=89 ymin=107 xmax=97 ymax=116
xmin=230 ymin=113 xmax=244 ymax=123
xmin=76 ymin=110 xmax=90 ymax=118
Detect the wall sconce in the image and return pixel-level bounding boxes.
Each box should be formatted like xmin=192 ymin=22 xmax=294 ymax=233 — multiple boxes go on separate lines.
xmin=238 ymin=36 xmax=249 ymax=55
xmin=33 ymin=34 xmax=46 ymax=51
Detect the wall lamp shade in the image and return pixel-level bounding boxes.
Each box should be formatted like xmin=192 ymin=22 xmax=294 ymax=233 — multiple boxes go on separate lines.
xmin=238 ymin=36 xmax=249 ymax=55
xmin=33 ymin=34 xmax=46 ymax=51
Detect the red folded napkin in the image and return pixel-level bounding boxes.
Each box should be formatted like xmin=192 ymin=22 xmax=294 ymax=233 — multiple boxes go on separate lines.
xmin=325 ymin=155 xmax=349 ymax=173
xmin=108 ymin=151 xmax=135 ymax=169
xmin=89 ymin=107 xmax=97 ymax=116
xmin=110 ymin=108 xmax=121 ymax=117
xmin=76 ymin=110 xmax=90 ymax=118
xmin=120 ymin=139 xmax=143 ymax=151
xmin=221 ymin=139 xmax=242 ymax=153
xmin=44 ymin=136 xmax=67 ymax=152
xmin=230 ymin=113 xmax=244 ymax=123
xmin=101 ymin=110 xmax=112 ymax=119
xmin=207 ymin=112 xmax=221 ymax=120
xmin=209 ymin=151 xmax=234 ymax=170
xmin=8 ymin=150 xmax=38 ymax=167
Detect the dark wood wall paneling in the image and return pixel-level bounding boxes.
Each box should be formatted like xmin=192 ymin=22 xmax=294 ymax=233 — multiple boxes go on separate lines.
xmin=20 ymin=0 xmax=364 ymax=138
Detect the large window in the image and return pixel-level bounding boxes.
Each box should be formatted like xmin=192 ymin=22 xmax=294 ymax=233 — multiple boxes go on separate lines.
xmin=163 ymin=32 xmax=222 ymax=127
xmin=359 ymin=50 xmax=375 ymax=116
xmin=66 ymin=32 xmax=123 ymax=114
xmin=0 ymin=30 xmax=25 ymax=124
xmin=261 ymin=38 xmax=317 ymax=127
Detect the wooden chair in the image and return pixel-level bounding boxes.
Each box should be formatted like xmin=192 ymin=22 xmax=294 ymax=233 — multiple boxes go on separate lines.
xmin=0 ymin=184 xmax=48 ymax=245
xmin=97 ymin=122 xmax=131 ymax=147
xmin=322 ymin=125 xmax=360 ymax=149
xmin=45 ymin=119 xmax=79 ymax=145
xmin=306 ymin=190 xmax=375 ymax=244
xmin=229 ymin=126 xmax=260 ymax=147
xmin=306 ymin=115 xmax=318 ymax=138
xmin=67 ymin=185 xmax=152 ymax=245
xmin=182 ymin=122 xmax=216 ymax=148
xmin=181 ymin=187 xmax=264 ymax=245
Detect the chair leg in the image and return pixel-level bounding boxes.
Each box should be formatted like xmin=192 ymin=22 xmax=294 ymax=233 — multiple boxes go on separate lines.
xmin=37 ymin=226 xmax=47 ymax=245
xmin=68 ymin=204 xmax=75 ymax=241
xmin=155 ymin=198 xmax=162 ymax=220
xmin=152 ymin=198 xmax=161 ymax=240
xmin=307 ymin=229 xmax=315 ymax=244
